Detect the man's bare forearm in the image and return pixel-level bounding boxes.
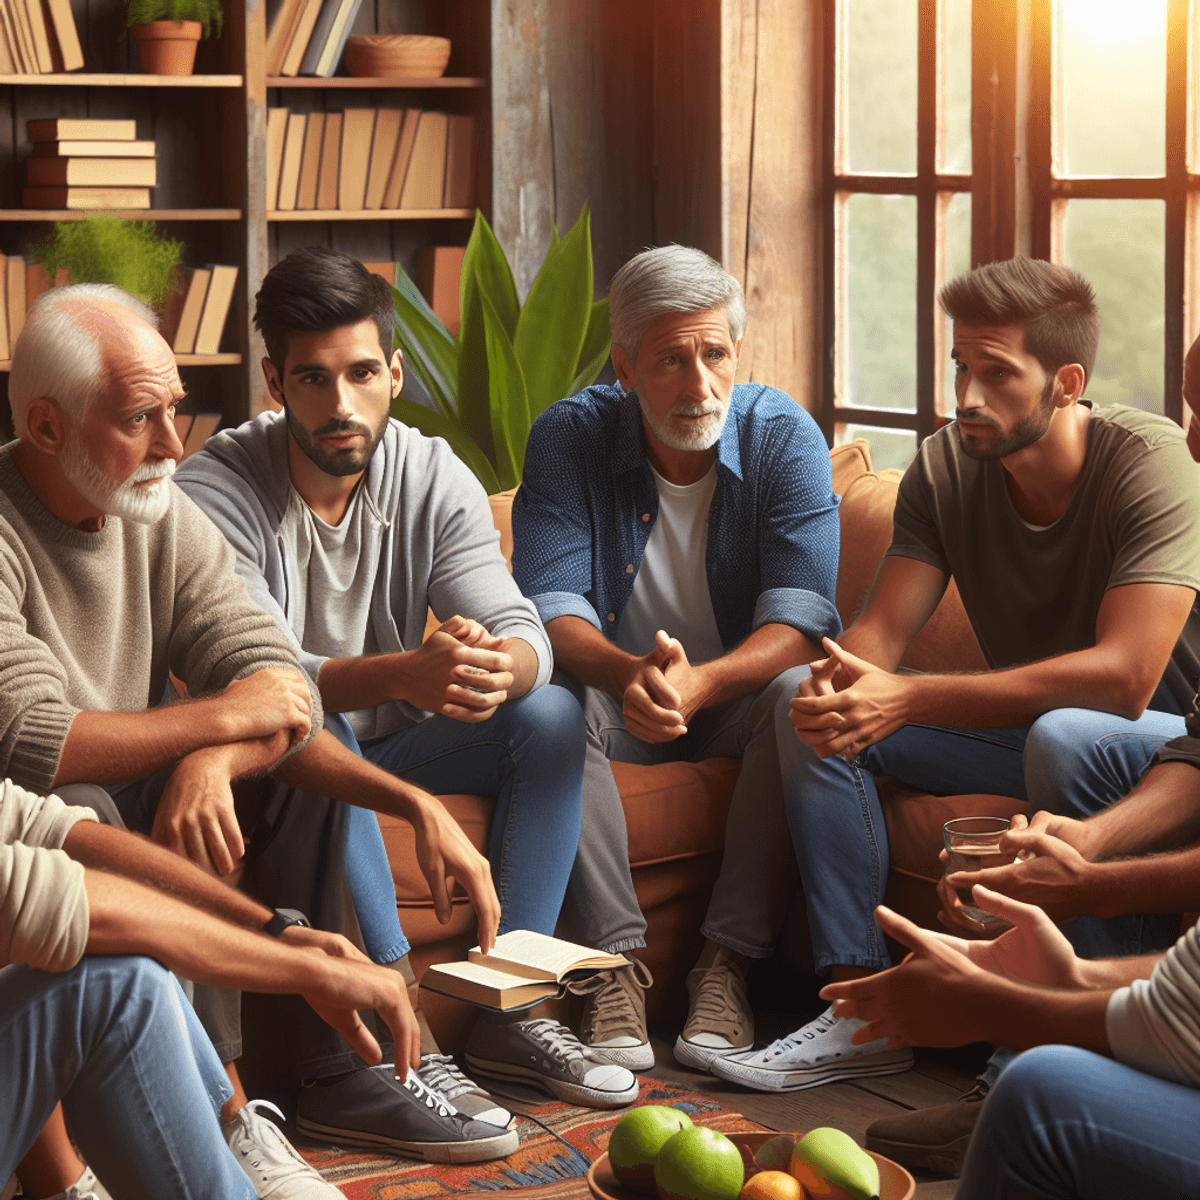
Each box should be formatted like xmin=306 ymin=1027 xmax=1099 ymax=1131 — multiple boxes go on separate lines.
xmin=692 ymin=624 xmax=820 ymax=711
xmin=547 ymin=615 xmax=641 ymax=699
xmin=317 ymin=652 xmax=410 ymax=715
xmin=1080 ymin=762 xmax=1200 ymax=860
xmin=970 ymin=973 xmax=1113 ymax=1054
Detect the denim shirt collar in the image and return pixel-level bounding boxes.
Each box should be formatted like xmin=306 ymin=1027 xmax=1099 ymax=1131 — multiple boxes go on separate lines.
xmin=615 ymin=388 xmax=745 ymax=483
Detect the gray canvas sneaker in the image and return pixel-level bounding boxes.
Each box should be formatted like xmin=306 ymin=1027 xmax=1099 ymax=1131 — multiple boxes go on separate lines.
xmin=295 ymin=1065 xmax=519 ymax=1162
xmin=464 ymin=1016 xmax=640 ymax=1108
xmin=414 ymin=1052 xmax=514 ymax=1128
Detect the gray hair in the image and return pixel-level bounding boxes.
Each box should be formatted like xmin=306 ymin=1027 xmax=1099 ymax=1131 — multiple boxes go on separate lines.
xmin=608 ymin=245 xmax=747 ymax=362
xmin=9 ymin=283 xmax=157 ymax=438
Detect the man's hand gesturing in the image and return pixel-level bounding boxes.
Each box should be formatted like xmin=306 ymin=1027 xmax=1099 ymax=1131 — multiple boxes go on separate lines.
xmin=398 ymin=616 xmax=515 ymax=722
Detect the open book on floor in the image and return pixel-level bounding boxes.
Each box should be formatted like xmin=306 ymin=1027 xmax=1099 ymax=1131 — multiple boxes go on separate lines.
xmin=420 ymin=930 xmax=629 ymax=1011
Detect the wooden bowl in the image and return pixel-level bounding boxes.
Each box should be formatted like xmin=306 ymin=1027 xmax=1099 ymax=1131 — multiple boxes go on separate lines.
xmin=344 ymin=34 xmax=451 ymax=79
xmin=587 ymin=1131 xmax=915 ymax=1200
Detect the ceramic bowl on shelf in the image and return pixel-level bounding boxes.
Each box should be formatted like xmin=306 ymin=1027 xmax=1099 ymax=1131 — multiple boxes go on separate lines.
xmin=343 ymin=34 xmax=451 ymax=79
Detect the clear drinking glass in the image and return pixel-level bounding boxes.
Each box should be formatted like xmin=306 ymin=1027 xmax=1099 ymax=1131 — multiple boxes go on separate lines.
xmin=942 ymin=816 xmax=1015 ymax=930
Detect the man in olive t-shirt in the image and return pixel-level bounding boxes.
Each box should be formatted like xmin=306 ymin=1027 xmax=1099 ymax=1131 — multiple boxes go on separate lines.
xmin=706 ymin=256 xmax=1200 ymax=1100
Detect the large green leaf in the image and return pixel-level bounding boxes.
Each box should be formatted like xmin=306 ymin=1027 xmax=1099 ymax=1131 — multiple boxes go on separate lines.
xmin=568 ymin=297 xmax=612 ymax=394
xmin=391 ymin=395 xmax=501 ymax=494
xmin=480 ymin=288 xmax=530 ymax=491
xmin=459 ymin=210 xmax=520 ymax=339
xmin=513 ymin=204 xmax=595 ymax=422
xmin=456 ymin=284 xmax=496 ymax=463
xmin=390 ymin=275 xmax=458 ymax=421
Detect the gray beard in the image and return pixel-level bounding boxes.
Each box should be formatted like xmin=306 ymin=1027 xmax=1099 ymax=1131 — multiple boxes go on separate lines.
xmin=62 ymin=440 xmax=175 ymax=524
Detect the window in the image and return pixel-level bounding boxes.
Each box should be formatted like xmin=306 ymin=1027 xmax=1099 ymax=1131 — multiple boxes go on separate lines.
xmin=821 ymin=0 xmax=1194 ymax=470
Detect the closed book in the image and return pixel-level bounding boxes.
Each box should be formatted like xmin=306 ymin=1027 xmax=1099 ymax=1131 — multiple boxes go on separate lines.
xmin=193 ymin=264 xmax=237 ymax=355
xmin=295 ymin=111 xmax=324 ymax=209
xmin=0 ymin=256 xmax=8 ymax=361
xmin=265 ymin=0 xmax=306 ymax=76
xmin=337 ymin=108 xmax=374 ymax=211
xmin=0 ymin=8 xmax=16 ymax=73
xmin=182 ymin=412 xmax=220 ymax=457
xmin=315 ymin=111 xmax=341 ymax=210
xmin=381 ymin=108 xmax=420 ymax=209
xmin=31 ymin=140 xmax=155 ymax=157
xmin=276 ymin=111 xmax=306 ymax=210
xmin=313 ymin=0 xmax=361 ymax=77
xmin=25 ymin=259 xmax=49 ymax=305
xmin=23 ymin=186 xmax=150 ymax=208
xmin=52 ymin=264 xmax=68 ymax=286
xmin=297 ymin=0 xmax=339 ymax=75
xmin=279 ymin=0 xmax=323 ymax=77
xmin=417 ymin=245 xmax=465 ymax=335
xmin=172 ymin=267 xmax=210 ymax=354
xmin=7 ymin=255 xmax=25 ymax=347
xmin=442 ymin=114 xmax=478 ymax=209
xmin=28 ymin=118 xmax=136 ymax=141
xmin=27 ymin=157 xmax=157 ymax=186
xmin=44 ymin=0 xmax=83 ymax=70
xmin=362 ymin=262 xmax=395 ymax=284
xmin=265 ymin=106 xmax=288 ymax=210
xmin=363 ymin=107 xmax=401 ymax=210
xmin=399 ymin=111 xmax=447 ymax=210
xmin=172 ymin=411 xmax=195 ymax=446
xmin=7 ymin=0 xmax=37 ymax=73
xmin=22 ymin=0 xmax=52 ymax=72
xmin=159 ymin=265 xmax=190 ymax=348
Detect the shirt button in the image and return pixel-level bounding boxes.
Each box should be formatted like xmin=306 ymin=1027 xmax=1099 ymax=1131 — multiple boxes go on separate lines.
xmin=626 ymin=564 xmax=633 ymax=573
xmin=641 ymin=513 xmax=650 ymax=521
xmin=607 ymin=612 xmax=615 ymax=622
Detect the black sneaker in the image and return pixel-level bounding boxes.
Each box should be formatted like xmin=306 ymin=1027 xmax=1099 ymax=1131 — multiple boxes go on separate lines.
xmin=295 ymin=1064 xmax=519 ymax=1163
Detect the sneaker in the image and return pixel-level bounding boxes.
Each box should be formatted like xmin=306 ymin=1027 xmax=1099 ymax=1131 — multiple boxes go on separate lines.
xmin=223 ymin=1100 xmax=344 ymax=1198
xmin=464 ymin=1016 xmax=640 ymax=1108
xmin=415 ymin=1052 xmax=514 ymax=1128
xmin=295 ymin=1065 xmax=519 ymax=1163
xmin=709 ymin=1005 xmax=914 ymax=1091
xmin=673 ymin=949 xmax=754 ymax=1071
xmin=572 ymin=958 xmax=655 ymax=1071
xmin=42 ymin=1167 xmax=112 ymax=1200
xmin=865 ymin=1081 xmax=989 ymax=1177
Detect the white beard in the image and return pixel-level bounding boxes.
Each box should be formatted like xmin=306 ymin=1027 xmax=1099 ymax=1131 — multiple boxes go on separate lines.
xmin=62 ymin=440 xmax=176 ymax=525
xmin=639 ymin=395 xmax=730 ymax=452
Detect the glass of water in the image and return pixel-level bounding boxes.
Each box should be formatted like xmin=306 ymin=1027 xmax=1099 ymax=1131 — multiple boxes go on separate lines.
xmin=942 ymin=816 xmax=1015 ymax=931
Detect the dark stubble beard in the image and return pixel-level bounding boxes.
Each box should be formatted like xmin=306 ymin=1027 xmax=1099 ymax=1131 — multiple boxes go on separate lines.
xmin=956 ymin=373 xmax=1057 ymax=461
xmin=284 ymin=394 xmax=389 ymax=477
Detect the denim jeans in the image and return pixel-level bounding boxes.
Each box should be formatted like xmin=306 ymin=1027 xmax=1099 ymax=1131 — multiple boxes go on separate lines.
xmin=779 ymin=703 xmax=1186 ymax=974
xmin=0 ymin=955 xmax=253 ymax=1199
xmin=959 ymin=1045 xmax=1200 ymax=1199
xmin=360 ymin=685 xmax=585 ymax=937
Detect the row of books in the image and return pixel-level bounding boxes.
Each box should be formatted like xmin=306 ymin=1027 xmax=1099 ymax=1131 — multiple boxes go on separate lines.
xmin=23 ymin=118 xmax=156 ymax=211
xmin=0 ymin=0 xmax=84 ymax=75
xmin=0 ymin=254 xmax=66 ymax=358
xmin=266 ymin=0 xmax=362 ymax=78
xmin=161 ymin=265 xmax=239 ymax=355
xmin=173 ymin=411 xmax=222 ymax=461
xmin=267 ymin=108 xmax=476 ymax=213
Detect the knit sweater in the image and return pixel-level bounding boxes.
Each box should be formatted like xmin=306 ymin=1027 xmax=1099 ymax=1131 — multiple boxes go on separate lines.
xmin=0 ymin=446 xmax=322 ymax=794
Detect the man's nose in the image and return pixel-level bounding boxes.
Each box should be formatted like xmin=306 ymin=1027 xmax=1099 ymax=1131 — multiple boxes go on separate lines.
xmin=156 ymin=409 xmax=185 ymax=461
xmin=957 ymin=373 xmax=985 ymax=410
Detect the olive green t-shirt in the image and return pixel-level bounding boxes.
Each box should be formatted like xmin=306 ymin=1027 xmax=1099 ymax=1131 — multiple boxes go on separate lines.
xmin=887 ymin=403 xmax=1200 ymax=712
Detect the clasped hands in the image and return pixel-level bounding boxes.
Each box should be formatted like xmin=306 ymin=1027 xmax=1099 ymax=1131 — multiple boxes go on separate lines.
xmin=622 ymin=629 xmax=712 ymax=743
xmin=400 ymin=615 xmax=515 ymax=722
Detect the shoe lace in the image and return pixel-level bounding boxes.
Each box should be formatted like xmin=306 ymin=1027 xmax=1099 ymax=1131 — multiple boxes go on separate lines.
xmin=416 ymin=1052 xmax=479 ymax=1102
xmin=689 ymin=960 xmax=750 ymax=1028
xmin=233 ymin=1100 xmax=312 ymax=1181
xmin=518 ymin=1017 xmax=593 ymax=1079
xmin=760 ymin=1008 xmax=839 ymax=1059
xmin=571 ymin=960 xmax=652 ymax=1044
xmin=400 ymin=1066 xmax=457 ymax=1118
xmin=961 ymin=1081 xmax=990 ymax=1104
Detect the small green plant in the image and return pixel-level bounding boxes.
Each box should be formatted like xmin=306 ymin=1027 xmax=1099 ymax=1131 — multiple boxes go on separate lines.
xmin=127 ymin=0 xmax=223 ymax=37
xmin=32 ymin=217 xmax=184 ymax=311
xmin=391 ymin=204 xmax=611 ymax=494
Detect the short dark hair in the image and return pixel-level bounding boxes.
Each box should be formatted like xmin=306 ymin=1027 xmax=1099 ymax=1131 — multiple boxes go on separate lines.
xmin=254 ymin=246 xmax=394 ymax=375
xmin=939 ymin=256 xmax=1100 ymax=383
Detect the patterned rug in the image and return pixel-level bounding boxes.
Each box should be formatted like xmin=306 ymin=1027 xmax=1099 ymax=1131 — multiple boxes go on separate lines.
xmin=296 ymin=1076 xmax=766 ymax=1200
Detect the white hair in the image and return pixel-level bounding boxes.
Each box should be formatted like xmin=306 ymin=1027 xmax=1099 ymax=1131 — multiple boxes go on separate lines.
xmin=8 ymin=283 xmax=157 ymax=438
xmin=608 ymin=245 xmax=747 ymax=362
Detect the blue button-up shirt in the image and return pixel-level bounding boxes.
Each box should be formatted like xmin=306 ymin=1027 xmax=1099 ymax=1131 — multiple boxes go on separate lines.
xmin=512 ymin=383 xmax=841 ymax=652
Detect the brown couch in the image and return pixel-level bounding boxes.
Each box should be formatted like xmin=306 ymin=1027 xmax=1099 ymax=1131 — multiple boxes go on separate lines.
xmin=378 ymin=439 xmax=1029 ymax=1041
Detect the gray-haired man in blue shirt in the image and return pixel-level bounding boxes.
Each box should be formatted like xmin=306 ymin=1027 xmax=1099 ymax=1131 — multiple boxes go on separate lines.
xmin=512 ymin=245 xmax=843 ymax=1076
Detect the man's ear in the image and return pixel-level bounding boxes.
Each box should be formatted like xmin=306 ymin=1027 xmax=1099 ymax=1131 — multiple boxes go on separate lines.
xmin=261 ymin=356 xmax=286 ymax=408
xmin=1054 ymin=363 xmax=1086 ymax=407
xmin=611 ymin=343 xmax=635 ymax=390
xmin=389 ymin=347 xmax=404 ymax=397
xmin=22 ymin=398 xmax=69 ymax=457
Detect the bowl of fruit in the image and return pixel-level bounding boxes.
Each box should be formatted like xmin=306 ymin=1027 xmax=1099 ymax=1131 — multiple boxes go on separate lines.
xmin=590 ymin=1108 xmax=914 ymax=1200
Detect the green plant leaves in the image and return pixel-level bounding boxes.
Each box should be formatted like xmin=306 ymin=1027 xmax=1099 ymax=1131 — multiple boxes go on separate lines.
xmin=391 ymin=396 xmax=500 ymax=494
xmin=390 ymin=274 xmax=458 ymax=421
xmin=568 ymin=297 xmax=612 ymax=394
xmin=480 ymin=289 xmax=529 ymax=491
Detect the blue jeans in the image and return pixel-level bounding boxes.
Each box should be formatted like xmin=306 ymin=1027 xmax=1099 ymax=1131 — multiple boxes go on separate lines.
xmin=0 ymin=955 xmax=253 ymax=1199
xmin=779 ymin=703 xmax=1186 ymax=974
xmin=359 ymin=686 xmax=585 ymax=936
xmin=959 ymin=1045 xmax=1200 ymax=1199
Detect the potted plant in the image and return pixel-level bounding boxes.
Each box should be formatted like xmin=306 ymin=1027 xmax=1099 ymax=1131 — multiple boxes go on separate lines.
xmin=33 ymin=216 xmax=183 ymax=311
xmin=391 ymin=204 xmax=612 ymax=495
xmin=127 ymin=0 xmax=223 ymax=75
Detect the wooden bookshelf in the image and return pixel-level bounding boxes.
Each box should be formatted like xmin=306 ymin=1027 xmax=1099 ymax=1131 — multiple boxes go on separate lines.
xmin=268 ymin=209 xmax=474 ymax=222
xmin=267 ymin=75 xmax=485 ymax=88
xmin=0 ymin=74 xmax=242 ymax=86
xmin=0 ymin=210 xmax=242 ymax=221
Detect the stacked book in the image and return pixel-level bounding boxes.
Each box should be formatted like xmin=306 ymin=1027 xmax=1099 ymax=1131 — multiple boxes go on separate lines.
xmin=0 ymin=0 xmax=84 ymax=74
xmin=266 ymin=107 xmax=476 ymax=213
xmin=266 ymin=0 xmax=363 ymax=78
xmin=0 ymin=252 xmax=70 ymax=361
xmin=162 ymin=265 xmax=239 ymax=355
xmin=24 ymin=118 xmax=155 ymax=210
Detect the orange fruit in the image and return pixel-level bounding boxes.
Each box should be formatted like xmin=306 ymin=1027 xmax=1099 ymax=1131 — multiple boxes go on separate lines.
xmin=739 ymin=1170 xmax=803 ymax=1200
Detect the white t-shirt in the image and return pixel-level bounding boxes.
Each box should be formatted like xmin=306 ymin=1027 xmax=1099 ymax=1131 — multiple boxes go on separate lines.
xmin=616 ymin=463 xmax=725 ymax=664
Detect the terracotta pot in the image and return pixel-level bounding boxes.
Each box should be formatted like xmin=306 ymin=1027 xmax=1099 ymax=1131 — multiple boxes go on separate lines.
xmin=131 ymin=20 xmax=202 ymax=75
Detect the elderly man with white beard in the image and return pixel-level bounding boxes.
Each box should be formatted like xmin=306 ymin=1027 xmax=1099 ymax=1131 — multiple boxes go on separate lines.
xmin=0 ymin=285 xmax=520 ymax=1197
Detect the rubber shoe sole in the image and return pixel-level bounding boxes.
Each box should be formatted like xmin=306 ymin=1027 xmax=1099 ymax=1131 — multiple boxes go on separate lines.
xmin=672 ymin=1034 xmax=752 ymax=1072
xmin=464 ymin=1050 xmax=639 ymax=1109
xmin=711 ymin=1047 xmax=914 ymax=1092
xmin=294 ymin=1114 xmax=518 ymax=1163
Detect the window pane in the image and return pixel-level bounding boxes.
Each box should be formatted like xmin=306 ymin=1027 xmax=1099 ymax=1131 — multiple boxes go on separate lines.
xmin=1059 ymin=0 xmax=1166 ymax=176
xmin=942 ymin=191 xmax=972 ymax=413
xmin=1061 ymin=199 xmax=1164 ymax=414
xmin=940 ymin=0 xmax=971 ymax=174
xmin=844 ymin=0 xmax=917 ymax=174
xmin=836 ymin=424 xmax=918 ymax=472
xmin=844 ymin=193 xmax=917 ymax=411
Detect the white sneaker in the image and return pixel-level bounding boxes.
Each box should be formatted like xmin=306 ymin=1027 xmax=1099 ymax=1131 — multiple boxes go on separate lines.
xmin=414 ymin=1052 xmax=514 ymax=1128
xmin=709 ymin=1005 xmax=913 ymax=1092
xmin=224 ymin=1099 xmax=344 ymax=1198
xmin=42 ymin=1167 xmax=112 ymax=1200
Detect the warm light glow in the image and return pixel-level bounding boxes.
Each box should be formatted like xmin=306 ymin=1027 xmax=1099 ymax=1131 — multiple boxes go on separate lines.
xmin=1061 ymin=0 xmax=1167 ymax=44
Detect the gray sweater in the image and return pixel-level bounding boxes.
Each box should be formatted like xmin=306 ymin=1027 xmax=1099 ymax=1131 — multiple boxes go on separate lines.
xmin=176 ymin=414 xmax=551 ymax=742
xmin=0 ymin=446 xmax=322 ymax=793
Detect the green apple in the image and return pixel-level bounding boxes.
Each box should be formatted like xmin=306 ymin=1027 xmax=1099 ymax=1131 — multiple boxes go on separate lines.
xmin=654 ymin=1126 xmax=745 ymax=1200
xmin=609 ymin=1106 xmax=695 ymax=1195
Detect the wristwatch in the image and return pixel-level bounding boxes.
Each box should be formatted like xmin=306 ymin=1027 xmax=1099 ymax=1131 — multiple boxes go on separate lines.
xmin=261 ymin=907 xmax=312 ymax=938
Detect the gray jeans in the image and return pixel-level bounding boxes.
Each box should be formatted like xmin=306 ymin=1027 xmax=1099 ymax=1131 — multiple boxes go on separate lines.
xmin=554 ymin=664 xmax=808 ymax=958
